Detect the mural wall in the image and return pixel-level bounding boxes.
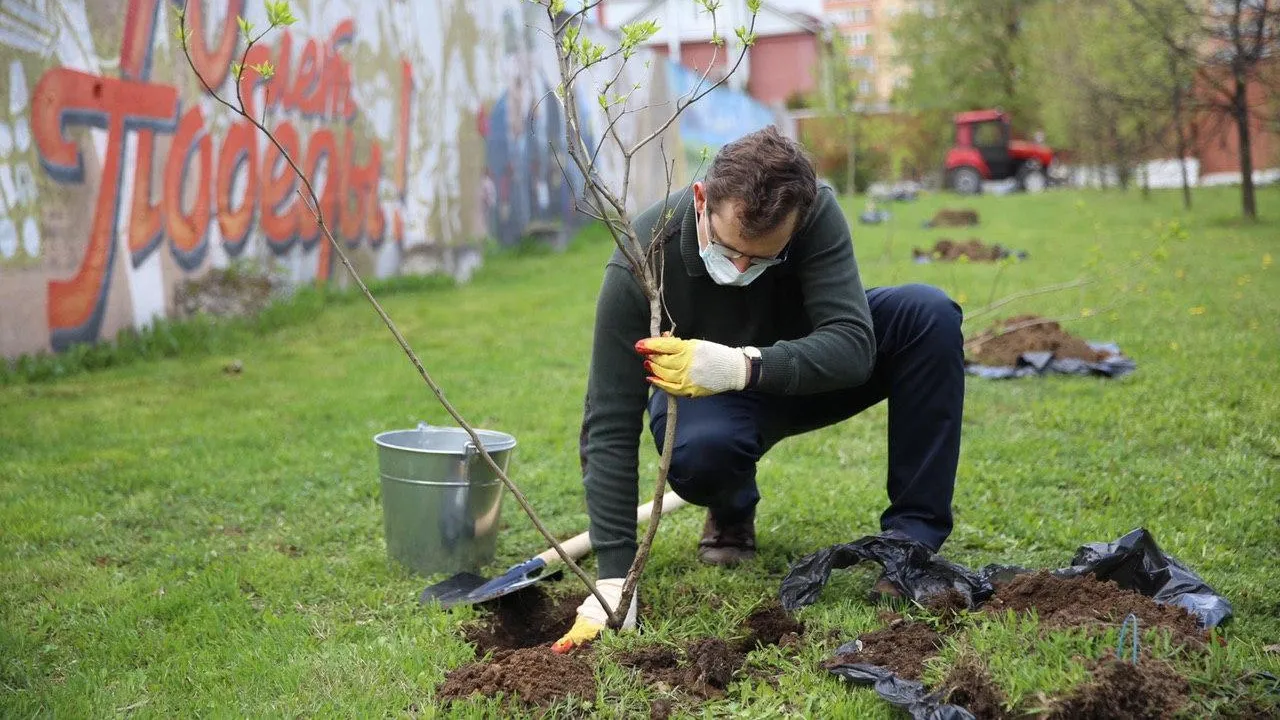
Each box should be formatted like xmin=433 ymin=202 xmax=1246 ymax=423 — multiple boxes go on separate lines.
xmin=0 ymin=0 xmax=680 ymax=358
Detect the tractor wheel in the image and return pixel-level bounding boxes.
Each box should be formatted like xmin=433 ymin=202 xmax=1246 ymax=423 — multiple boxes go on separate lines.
xmin=950 ymin=166 xmax=982 ymax=195
xmin=1018 ymin=163 xmax=1048 ymax=194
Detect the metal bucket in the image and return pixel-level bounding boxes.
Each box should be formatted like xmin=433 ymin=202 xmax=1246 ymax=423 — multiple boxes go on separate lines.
xmin=373 ymin=423 xmax=516 ymax=576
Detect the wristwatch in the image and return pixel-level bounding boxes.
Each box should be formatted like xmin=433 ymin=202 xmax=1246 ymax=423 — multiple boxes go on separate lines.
xmin=742 ymin=346 xmax=763 ymax=389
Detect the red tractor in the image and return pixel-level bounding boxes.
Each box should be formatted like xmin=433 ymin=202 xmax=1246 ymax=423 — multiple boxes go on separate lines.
xmin=944 ymin=109 xmax=1059 ymax=194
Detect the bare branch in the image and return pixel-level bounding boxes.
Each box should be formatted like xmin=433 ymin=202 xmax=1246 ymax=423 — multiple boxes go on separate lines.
xmin=964 ymin=277 xmax=1096 ymax=323
xmin=180 ymin=7 xmax=615 ymax=619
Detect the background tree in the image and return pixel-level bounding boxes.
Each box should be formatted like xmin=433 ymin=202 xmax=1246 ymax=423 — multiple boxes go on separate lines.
xmin=1127 ymin=0 xmax=1280 ymax=220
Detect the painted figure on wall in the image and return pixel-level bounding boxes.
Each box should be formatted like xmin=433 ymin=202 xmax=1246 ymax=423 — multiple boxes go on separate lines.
xmin=482 ymin=6 xmax=594 ymax=247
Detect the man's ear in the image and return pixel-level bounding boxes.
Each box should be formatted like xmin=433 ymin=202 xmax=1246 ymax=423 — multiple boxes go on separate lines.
xmin=692 ymin=181 xmax=705 ymax=213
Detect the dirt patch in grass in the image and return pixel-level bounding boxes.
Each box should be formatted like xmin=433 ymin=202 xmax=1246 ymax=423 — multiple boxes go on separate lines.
xmin=926 ymin=208 xmax=980 ymax=227
xmin=941 ymin=656 xmax=1009 ymax=720
xmin=823 ymin=619 xmax=944 ymax=680
xmin=462 ymin=586 xmax=579 ymax=655
xmin=739 ymin=603 xmax=806 ymax=650
xmin=438 ymin=647 xmax=596 ymax=706
xmin=985 ymin=571 xmax=1208 ymax=646
xmin=616 ymin=638 xmax=745 ymax=700
xmin=913 ymin=238 xmax=1009 ymax=262
xmin=1048 ymin=655 xmax=1190 ymax=719
xmin=966 ymin=315 xmax=1110 ymax=367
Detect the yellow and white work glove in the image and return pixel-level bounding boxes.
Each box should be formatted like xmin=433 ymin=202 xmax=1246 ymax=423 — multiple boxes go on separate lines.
xmin=550 ymin=578 xmax=637 ymax=654
xmin=635 ymin=337 xmax=749 ymax=398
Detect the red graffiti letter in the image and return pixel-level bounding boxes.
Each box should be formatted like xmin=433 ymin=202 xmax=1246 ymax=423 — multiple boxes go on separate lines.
xmin=216 ymin=121 xmax=259 ymax=254
xmin=260 ymin=121 xmax=302 ymax=252
xmin=184 ymin=0 xmax=246 ymax=91
xmin=129 ymin=131 xmax=164 ymax=265
xmin=299 ymin=129 xmax=338 ymax=248
xmin=33 ymin=68 xmax=179 ymax=350
xmin=163 ymin=107 xmax=213 ymax=270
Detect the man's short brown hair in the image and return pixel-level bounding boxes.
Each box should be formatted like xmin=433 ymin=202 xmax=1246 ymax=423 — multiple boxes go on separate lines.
xmin=703 ymin=125 xmax=818 ymax=239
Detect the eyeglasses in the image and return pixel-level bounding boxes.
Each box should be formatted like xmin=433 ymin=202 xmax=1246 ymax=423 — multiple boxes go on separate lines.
xmin=707 ymin=238 xmax=789 ymax=267
xmin=701 ymin=210 xmax=790 ymax=266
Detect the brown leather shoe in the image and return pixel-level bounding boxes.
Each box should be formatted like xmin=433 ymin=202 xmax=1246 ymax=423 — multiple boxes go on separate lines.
xmin=697 ymin=509 xmax=756 ymax=566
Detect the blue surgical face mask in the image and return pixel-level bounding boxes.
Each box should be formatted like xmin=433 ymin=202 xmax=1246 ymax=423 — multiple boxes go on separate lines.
xmin=696 ymin=208 xmax=781 ymax=287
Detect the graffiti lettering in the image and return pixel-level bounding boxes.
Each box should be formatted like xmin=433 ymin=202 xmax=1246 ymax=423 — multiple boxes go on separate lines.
xmin=34 ymin=0 xmax=408 ymax=349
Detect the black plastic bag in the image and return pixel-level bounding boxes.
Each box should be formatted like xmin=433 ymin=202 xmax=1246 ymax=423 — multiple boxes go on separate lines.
xmin=1054 ymin=527 xmax=1232 ymax=628
xmin=789 ymin=528 xmax=1233 ymax=718
xmin=779 ymin=533 xmax=994 ymax=612
xmin=966 ymin=342 xmax=1137 ymax=379
xmin=825 ymin=654 xmax=975 ymax=720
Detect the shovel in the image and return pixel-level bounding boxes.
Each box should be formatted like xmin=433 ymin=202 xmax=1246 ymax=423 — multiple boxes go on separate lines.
xmin=419 ymin=491 xmax=689 ymax=609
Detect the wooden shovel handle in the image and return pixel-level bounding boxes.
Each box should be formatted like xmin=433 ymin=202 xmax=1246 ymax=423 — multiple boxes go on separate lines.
xmin=533 ymin=491 xmax=688 ymax=566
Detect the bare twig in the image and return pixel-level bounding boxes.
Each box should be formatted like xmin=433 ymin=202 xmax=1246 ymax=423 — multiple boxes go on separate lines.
xmin=964 ymin=277 xmax=1096 ymax=324
xmin=177 ymin=5 xmax=613 ymax=616
xmin=538 ymin=0 xmax=759 ymax=629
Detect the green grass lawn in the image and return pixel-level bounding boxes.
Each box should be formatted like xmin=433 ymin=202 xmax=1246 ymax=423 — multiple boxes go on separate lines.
xmin=2 ymin=185 xmax=1278 ymax=717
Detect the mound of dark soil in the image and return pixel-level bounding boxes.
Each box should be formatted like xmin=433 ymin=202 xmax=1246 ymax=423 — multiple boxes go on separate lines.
xmin=617 ymin=638 xmax=745 ymax=700
xmin=941 ymin=656 xmax=1009 ymax=720
xmin=824 ymin=620 xmax=944 ymax=680
xmin=740 ymin=603 xmax=806 ymax=649
xmin=966 ymin=315 xmax=1110 ymax=367
xmin=913 ymin=238 xmax=1008 ymax=262
xmin=924 ymin=588 xmax=970 ymax=619
xmin=1048 ymin=655 xmax=1189 ymax=719
xmin=438 ymin=647 xmax=596 ymax=706
xmin=985 ymin=572 xmax=1207 ymax=646
xmin=927 ymin=208 xmax=981 ymax=227
xmin=461 ymin=586 xmax=579 ymax=655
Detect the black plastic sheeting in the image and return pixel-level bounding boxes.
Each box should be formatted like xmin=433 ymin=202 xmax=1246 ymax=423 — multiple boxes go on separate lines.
xmin=781 ymin=528 xmax=1233 ymax=719
xmin=965 ymin=341 xmax=1137 ymax=379
xmin=823 ymin=661 xmax=976 ymax=720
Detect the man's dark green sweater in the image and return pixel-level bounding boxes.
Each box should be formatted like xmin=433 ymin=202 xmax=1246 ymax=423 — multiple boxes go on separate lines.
xmin=582 ymin=182 xmax=877 ymax=578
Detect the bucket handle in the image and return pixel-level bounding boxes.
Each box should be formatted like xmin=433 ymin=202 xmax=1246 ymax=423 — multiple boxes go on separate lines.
xmin=418 ymin=421 xmax=484 ymax=484
xmin=460 ymin=441 xmax=479 ymax=482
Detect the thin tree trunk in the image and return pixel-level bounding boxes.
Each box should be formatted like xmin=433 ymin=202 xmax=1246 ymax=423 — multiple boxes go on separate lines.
xmin=1171 ymin=55 xmax=1192 ymax=210
xmin=1234 ymin=70 xmax=1257 ymax=220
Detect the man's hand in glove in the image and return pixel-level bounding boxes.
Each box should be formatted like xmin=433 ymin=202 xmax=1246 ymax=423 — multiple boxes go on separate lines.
xmin=635 ymin=337 xmax=749 ymax=398
xmin=550 ymin=578 xmax=637 ymax=654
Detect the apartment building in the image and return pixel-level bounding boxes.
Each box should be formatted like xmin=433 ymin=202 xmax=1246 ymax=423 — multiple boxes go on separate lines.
xmin=822 ymin=0 xmax=922 ymax=103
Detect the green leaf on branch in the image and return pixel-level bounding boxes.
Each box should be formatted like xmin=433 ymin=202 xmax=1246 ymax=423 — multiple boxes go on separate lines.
xmin=598 ymin=93 xmax=608 ymax=110
xmin=746 ymin=0 xmax=762 ymax=14
xmin=549 ymin=0 xmax=565 ymax=14
xmin=735 ymin=27 xmax=756 ymax=47
xmin=250 ymin=60 xmax=276 ymax=80
xmin=174 ymin=26 xmax=188 ymax=43
xmin=620 ymin=20 xmax=659 ymax=58
xmin=238 ymin=16 xmax=253 ymax=37
xmin=231 ymin=61 xmax=243 ymax=78
xmin=264 ymin=0 xmax=298 ymax=27
xmin=711 ymin=32 xmax=724 ymax=46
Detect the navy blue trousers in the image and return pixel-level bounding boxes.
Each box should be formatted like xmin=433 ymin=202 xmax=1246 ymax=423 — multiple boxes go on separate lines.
xmin=648 ymin=284 xmax=964 ymax=551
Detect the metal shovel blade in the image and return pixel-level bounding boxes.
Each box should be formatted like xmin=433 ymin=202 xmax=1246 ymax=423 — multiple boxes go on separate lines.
xmin=419 ymin=558 xmax=553 ymax=610
xmin=418 ymin=571 xmax=489 ymax=609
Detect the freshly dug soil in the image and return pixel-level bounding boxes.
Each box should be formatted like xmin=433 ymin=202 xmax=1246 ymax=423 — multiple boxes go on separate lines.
xmin=616 ymin=638 xmax=745 ymax=700
xmin=823 ymin=620 xmax=944 ymax=680
xmin=941 ymin=656 xmax=1009 ymax=720
xmin=924 ymin=588 xmax=970 ymax=619
xmin=461 ymin=586 xmax=579 ymax=655
xmin=438 ymin=647 xmax=596 ymax=706
xmin=913 ymin=238 xmax=1008 ymax=262
xmin=740 ymin=603 xmax=806 ymax=650
xmin=985 ymin=572 xmax=1207 ymax=646
xmin=966 ymin=315 xmax=1110 ymax=367
xmin=927 ymin=208 xmax=981 ymax=227
xmin=1048 ymin=655 xmax=1189 ymax=719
